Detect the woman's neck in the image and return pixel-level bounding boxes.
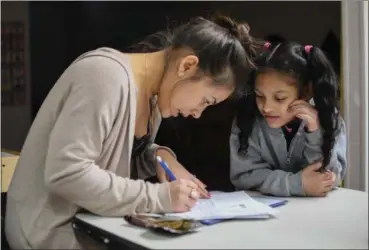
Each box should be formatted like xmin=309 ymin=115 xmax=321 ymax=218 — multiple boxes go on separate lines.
xmin=128 ymin=50 xmax=167 ymax=98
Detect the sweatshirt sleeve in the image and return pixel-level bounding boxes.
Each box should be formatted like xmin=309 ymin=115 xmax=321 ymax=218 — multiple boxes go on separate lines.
xmin=229 ymin=121 xmax=305 ymax=197
xmin=44 ymin=56 xmax=172 ymax=216
xmin=303 ymin=117 xmax=347 ymax=187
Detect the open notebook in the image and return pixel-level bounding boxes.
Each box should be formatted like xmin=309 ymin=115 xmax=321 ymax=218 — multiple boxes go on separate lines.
xmin=150 ymin=191 xmax=278 ymax=221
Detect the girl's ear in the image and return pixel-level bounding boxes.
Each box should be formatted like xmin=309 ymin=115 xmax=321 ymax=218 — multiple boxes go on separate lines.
xmin=302 ymin=82 xmax=313 ymax=101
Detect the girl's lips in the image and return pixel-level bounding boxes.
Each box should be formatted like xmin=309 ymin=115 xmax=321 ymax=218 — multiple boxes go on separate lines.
xmin=264 ymin=115 xmax=280 ymax=122
xmin=264 ymin=114 xmax=280 ymax=118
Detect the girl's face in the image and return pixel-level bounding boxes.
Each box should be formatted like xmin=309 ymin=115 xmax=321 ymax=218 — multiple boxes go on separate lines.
xmin=158 ymin=54 xmax=234 ymax=118
xmin=255 ymin=71 xmax=301 ymax=128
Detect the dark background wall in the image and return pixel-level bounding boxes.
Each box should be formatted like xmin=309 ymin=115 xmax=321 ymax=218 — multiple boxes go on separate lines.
xmin=1 ymin=1 xmax=341 ymax=191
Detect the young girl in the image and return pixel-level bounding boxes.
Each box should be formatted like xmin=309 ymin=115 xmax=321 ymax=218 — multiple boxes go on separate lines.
xmin=230 ymin=41 xmax=347 ymax=197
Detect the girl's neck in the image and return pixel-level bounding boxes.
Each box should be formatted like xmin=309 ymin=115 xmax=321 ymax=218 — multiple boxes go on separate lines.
xmin=283 ymin=118 xmax=301 ymax=134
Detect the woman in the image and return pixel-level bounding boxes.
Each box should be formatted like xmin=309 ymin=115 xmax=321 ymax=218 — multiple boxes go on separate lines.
xmin=5 ymin=15 xmax=259 ymax=249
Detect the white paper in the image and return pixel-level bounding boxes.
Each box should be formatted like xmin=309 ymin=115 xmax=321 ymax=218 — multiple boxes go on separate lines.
xmin=164 ymin=191 xmax=277 ymax=220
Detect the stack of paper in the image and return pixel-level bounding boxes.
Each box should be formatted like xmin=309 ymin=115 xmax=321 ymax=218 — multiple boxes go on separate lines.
xmin=163 ymin=191 xmax=278 ymax=221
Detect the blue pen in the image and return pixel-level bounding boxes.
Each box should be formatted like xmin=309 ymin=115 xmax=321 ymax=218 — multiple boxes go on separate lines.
xmin=156 ymin=156 xmax=176 ymax=181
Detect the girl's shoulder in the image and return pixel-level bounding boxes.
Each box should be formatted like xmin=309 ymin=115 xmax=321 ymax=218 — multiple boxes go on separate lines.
xmin=231 ymin=115 xmax=264 ymax=135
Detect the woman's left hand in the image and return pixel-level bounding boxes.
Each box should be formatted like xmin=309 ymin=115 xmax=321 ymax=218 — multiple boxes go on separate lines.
xmin=288 ymin=100 xmax=320 ymax=132
xmin=155 ymin=149 xmax=210 ymax=199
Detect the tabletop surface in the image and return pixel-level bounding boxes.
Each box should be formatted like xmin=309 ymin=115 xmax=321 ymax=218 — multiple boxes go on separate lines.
xmin=75 ymin=188 xmax=369 ymax=249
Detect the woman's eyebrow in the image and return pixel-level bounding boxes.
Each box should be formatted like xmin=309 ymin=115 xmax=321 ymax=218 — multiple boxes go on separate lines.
xmin=211 ymin=96 xmax=217 ymax=105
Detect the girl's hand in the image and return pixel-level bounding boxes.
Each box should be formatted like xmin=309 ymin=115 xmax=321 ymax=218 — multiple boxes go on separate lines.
xmin=324 ymin=170 xmax=337 ymax=190
xmin=288 ymin=100 xmax=319 ymax=132
xmin=302 ymin=162 xmax=335 ymax=197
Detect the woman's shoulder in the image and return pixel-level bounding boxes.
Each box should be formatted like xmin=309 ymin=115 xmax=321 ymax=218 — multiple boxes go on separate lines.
xmin=73 ymin=47 xmax=131 ymax=73
xmin=67 ymin=47 xmax=135 ymax=89
xmin=51 ymin=47 xmax=137 ymax=110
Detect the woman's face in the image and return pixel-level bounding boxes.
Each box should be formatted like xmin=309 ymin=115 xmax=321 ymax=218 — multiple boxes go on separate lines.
xmin=158 ymin=54 xmax=234 ymax=118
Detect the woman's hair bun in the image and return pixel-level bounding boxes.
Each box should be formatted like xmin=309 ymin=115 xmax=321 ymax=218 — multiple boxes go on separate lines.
xmin=212 ymin=14 xmax=262 ymax=68
xmin=211 ymin=15 xmax=250 ymax=41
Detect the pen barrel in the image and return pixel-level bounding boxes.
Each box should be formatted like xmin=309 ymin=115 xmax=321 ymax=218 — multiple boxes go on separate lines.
xmin=160 ymin=161 xmax=176 ymax=181
xmin=166 ymin=171 xmax=176 ymax=181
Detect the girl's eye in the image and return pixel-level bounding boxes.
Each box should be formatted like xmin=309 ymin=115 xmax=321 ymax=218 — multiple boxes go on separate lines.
xmin=276 ymin=97 xmax=287 ymax=102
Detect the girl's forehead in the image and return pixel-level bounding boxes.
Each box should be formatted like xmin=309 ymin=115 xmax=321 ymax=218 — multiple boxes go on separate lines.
xmin=255 ymin=72 xmax=299 ymax=94
xmin=257 ymin=71 xmax=298 ymax=86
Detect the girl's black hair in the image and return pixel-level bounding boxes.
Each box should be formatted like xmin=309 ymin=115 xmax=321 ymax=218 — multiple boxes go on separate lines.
xmin=128 ymin=15 xmax=262 ymax=98
xmin=236 ymin=41 xmax=342 ymax=168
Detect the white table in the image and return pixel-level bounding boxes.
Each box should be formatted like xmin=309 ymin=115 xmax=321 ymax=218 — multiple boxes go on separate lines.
xmin=74 ymin=188 xmax=368 ymax=249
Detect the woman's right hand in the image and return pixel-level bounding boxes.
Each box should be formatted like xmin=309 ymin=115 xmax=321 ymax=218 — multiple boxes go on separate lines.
xmin=168 ymin=179 xmax=200 ymax=213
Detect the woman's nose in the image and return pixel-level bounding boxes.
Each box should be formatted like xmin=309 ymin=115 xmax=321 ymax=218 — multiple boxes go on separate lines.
xmin=191 ymin=108 xmax=203 ymax=119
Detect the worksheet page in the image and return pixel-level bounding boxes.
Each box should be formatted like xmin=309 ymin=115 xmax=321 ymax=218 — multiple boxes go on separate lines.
xmin=164 ymin=191 xmax=276 ymax=220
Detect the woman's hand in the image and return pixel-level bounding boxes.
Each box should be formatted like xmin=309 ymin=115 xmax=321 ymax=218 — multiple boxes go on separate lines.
xmin=168 ymin=178 xmax=200 ymax=212
xmin=156 ymin=149 xmax=210 ymax=199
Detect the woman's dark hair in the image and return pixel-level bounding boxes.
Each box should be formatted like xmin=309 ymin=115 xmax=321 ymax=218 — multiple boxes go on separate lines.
xmin=236 ymin=41 xmax=342 ymax=168
xmin=129 ymin=15 xmax=262 ymax=98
